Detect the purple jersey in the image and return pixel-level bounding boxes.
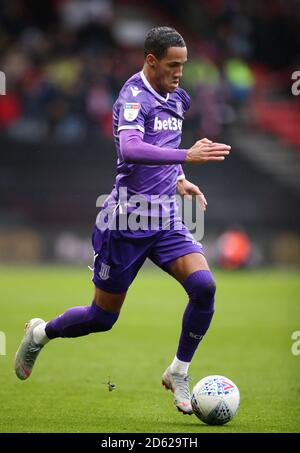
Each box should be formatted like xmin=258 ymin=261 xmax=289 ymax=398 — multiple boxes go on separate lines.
xmin=92 ymin=72 xmax=204 ymax=293
xmin=113 ymin=71 xmax=190 ymax=198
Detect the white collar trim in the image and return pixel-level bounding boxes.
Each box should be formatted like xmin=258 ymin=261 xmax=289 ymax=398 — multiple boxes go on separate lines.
xmin=140 ymin=71 xmax=169 ymax=102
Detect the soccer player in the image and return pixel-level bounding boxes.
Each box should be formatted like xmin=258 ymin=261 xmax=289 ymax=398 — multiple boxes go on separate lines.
xmin=15 ymin=27 xmax=231 ymax=415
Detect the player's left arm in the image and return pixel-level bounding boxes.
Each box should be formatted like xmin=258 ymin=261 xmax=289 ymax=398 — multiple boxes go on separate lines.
xmin=176 ymin=92 xmax=207 ymax=210
xmin=177 ymin=177 xmax=207 ymax=211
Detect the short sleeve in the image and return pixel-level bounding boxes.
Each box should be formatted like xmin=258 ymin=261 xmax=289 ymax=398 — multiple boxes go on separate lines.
xmin=117 ymin=86 xmax=151 ymax=135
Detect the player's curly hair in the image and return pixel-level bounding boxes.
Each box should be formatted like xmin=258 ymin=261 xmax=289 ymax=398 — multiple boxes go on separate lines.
xmin=144 ymin=26 xmax=186 ymax=60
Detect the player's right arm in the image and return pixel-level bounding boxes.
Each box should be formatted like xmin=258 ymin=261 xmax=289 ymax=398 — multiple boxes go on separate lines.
xmin=120 ymin=130 xmax=230 ymax=165
xmin=117 ymin=85 xmax=230 ymax=165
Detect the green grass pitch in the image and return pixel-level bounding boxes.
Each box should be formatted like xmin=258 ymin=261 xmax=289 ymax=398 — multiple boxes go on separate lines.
xmin=0 ymin=265 xmax=299 ymax=433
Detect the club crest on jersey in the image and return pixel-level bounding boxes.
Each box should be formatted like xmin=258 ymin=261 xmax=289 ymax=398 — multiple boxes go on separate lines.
xmin=176 ymin=101 xmax=183 ymax=116
xmin=99 ymin=263 xmax=110 ymax=280
xmin=124 ymin=102 xmax=141 ymax=121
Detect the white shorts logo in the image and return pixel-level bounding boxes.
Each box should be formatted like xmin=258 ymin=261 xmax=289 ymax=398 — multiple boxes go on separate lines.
xmin=99 ymin=263 xmax=110 ymax=280
xmin=123 ymin=102 xmax=141 ymax=121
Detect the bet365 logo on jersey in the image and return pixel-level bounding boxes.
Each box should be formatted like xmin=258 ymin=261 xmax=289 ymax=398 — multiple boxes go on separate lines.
xmin=154 ymin=116 xmax=183 ymax=131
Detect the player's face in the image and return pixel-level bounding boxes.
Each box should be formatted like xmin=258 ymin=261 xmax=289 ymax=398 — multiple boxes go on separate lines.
xmin=150 ymin=46 xmax=187 ymax=93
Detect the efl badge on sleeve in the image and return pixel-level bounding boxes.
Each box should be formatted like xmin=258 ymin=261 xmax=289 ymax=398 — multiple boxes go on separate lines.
xmin=124 ymin=103 xmax=141 ymax=121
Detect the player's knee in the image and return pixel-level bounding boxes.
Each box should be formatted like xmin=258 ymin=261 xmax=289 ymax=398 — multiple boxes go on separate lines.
xmin=94 ymin=317 xmax=118 ymax=332
xmin=183 ymin=270 xmax=216 ymax=311
xmin=90 ymin=301 xmax=119 ymax=332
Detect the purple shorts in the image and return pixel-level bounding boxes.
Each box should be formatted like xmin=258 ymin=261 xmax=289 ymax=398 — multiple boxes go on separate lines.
xmin=91 ymin=219 xmax=204 ymax=293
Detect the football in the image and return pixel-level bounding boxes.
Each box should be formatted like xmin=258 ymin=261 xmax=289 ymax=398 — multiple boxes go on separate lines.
xmin=191 ymin=375 xmax=240 ymax=425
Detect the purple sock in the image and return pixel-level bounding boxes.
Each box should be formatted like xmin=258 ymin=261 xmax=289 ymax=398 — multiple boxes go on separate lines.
xmin=45 ymin=301 xmax=119 ymax=339
xmin=176 ymin=270 xmax=216 ymax=362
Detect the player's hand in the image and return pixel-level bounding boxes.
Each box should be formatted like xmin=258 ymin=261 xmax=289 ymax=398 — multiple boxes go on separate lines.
xmin=177 ymin=178 xmax=207 ymax=210
xmin=185 ymin=138 xmax=231 ymax=163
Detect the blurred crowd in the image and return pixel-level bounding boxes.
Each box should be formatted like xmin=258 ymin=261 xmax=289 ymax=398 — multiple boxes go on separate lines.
xmin=0 ymin=0 xmax=299 ymax=143
xmin=0 ymin=0 xmax=137 ymax=142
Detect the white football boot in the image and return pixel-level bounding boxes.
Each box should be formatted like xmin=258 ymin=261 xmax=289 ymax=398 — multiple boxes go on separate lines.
xmin=15 ymin=318 xmax=45 ymax=380
xmin=162 ymin=366 xmax=193 ymax=415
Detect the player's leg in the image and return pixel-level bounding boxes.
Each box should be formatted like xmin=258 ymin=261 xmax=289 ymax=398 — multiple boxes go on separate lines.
xmin=162 ymin=252 xmax=216 ymax=414
xmin=15 ymin=288 xmax=126 ymax=380
xmin=42 ymin=287 xmax=126 ymax=340
xmin=167 ymin=252 xmax=215 ymax=369
xmin=15 ymin=223 xmax=130 ymax=380
xmin=15 ymin=220 xmax=154 ymax=381
xmin=150 ymin=223 xmax=216 ymax=414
